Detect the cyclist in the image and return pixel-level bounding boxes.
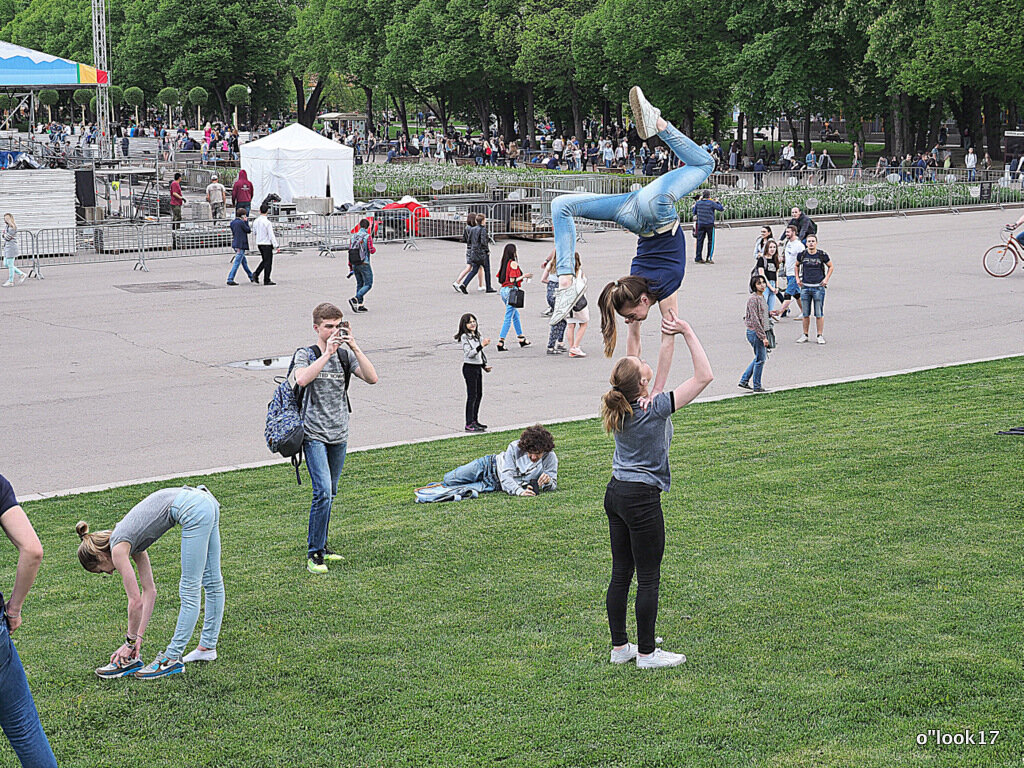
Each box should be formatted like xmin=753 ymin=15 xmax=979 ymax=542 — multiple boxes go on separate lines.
xmin=1006 ymin=213 xmax=1024 ymax=246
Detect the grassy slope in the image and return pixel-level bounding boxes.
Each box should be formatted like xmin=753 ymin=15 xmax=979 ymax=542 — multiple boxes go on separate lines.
xmin=7 ymin=359 xmax=1022 ymax=768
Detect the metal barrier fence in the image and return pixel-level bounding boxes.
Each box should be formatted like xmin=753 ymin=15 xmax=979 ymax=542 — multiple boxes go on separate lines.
xmin=11 ymin=174 xmax=1024 ymax=276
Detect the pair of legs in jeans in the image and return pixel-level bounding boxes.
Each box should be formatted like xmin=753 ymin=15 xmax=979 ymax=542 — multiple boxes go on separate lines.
xmin=443 ymin=454 xmax=500 ymax=495
xmin=604 ymin=478 xmax=665 ymax=655
xmin=353 ymin=263 xmax=373 ymax=305
xmin=499 ymin=286 xmax=524 ymax=340
xmin=800 ymin=286 xmax=826 ymax=338
xmin=164 ymin=487 xmax=224 ymax=660
xmin=227 ymin=249 xmax=253 ymax=283
xmin=550 ymin=122 xmax=714 ymax=276
xmin=0 ymin=617 xmax=57 ymax=767
xmin=3 ymin=256 xmax=26 ymax=284
xmin=304 ymin=439 xmax=348 ymax=557
xmin=740 ymin=329 xmax=767 ymax=390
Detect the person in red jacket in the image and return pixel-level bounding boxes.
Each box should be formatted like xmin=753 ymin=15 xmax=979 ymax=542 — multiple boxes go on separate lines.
xmin=231 ymin=169 xmax=254 ymax=216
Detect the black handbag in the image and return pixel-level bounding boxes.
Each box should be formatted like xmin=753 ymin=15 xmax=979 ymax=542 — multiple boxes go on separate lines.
xmin=507 ymin=287 xmax=525 ymax=308
xmin=572 ymin=293 xmax=587 ymax=312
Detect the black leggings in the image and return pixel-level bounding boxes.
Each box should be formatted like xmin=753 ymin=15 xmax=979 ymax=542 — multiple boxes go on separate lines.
xmin=463 ymin=363 xmax=483 ymax=425
xmin=604 ymin=477 xmax=665 ymax=654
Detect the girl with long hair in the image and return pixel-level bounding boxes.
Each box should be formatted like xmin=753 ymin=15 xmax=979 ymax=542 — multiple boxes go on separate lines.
xmin=453 ymin=213 xmax=483 ymax=293
xmin=455 ymin=313 xmax=491 ymax=432
xmin=599 ymin=317 xmax=712 ymax=668
xmin=548 ymin=87 xmax=714 ymax=331
xmin=754 ymin=238 xmax=783 ymax=314
xmin=496 ymin=243 xmax=532 ymax=351
xmin=739 ymin=275 xmax=770 ymax=392
xmin=76 ymin=485 xmax=224 ymax=680
xmin=2 ymin=214 xmax=27 ymax=286
xmin=541 ymin=250 xmax=568 ymax=355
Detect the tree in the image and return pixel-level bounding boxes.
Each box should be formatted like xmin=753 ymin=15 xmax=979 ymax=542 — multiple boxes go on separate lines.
xmin=158 ymin=86 xmax=178 ymax=127
xmin=37 ymin=89 xmax=59 ymax=122
xmin=73 ymin=88 xmax=92 ymax=123
xmin=108 ymin=84 xmax=125 ymax=123
xmin=188 ymin=86 xmax=209 ymax=128
xmin=226 ymin=83 xmax=249 ymax=128
xmin=124 ymin=86 xmax=145 ymax=123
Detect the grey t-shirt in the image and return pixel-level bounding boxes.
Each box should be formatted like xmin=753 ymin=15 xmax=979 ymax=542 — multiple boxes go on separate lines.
xmin=290 ymin=346 xmax=359 ymax=444
xmin=611 ymin=391 xmax=675 ymax=492
xmin=109 ymin=487 xmax=181 ymax=554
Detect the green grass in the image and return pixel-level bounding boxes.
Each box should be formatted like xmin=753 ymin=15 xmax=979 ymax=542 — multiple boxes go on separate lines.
xmin=8 ymin=359 xmax=1023 ymax=767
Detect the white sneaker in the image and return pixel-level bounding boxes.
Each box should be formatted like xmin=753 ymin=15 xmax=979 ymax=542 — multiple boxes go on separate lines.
xmin=550 ymin=275 xmax=587 ymax=326
xmin=182 ymin=647 xmax=218 ymax=663
xmin=17 ymin=274 xmax=27 ymax=284
xmin=816 ymin=335 xmax=826 ymax=344
xmin=629 ymin=86 xmax=662 ymax=140
xmin=1 ymin=281 xmax=12 ymax=287
xmin=610 ymin=643 xmax=638 ymax=664
xmin=795 ymin=334 xmax=809 ymax=343
xmin=451 ymin=282 xmax=461 ymax=293
xmin=636 ymin=648 xmax=687 ymax=669
xmin=477 ymin=286 xmax=486 ymax=292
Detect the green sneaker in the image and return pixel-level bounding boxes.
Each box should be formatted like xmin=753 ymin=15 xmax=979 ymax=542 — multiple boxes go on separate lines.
xmin=306 ymin=551 xmax=328 ymax=574
xmin=323 ymin=546 xmax=345 ymax=562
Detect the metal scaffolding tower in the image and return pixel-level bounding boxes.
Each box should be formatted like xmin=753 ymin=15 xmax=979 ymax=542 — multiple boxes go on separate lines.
xmin=91 ymin=0 xmax=111 ymax=159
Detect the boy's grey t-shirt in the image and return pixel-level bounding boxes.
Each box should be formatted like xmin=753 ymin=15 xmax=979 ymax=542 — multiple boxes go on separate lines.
xmin=611 ymin=391 xmax=675 ymax=492
xmin=291 ymin=346 xmax=359 ymax=444
xmin=109 ymin=487 xmax=181 ymax=554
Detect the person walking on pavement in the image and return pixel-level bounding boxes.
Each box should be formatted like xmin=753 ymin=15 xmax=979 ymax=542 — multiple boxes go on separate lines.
xmin=2 ymin=213 xmax=27 ymax=286
xmin=227 ymin=208 xmax=254 ymax=285
xmin=348 ymin=218 xmax=375 ymax=312
xmin=692 ymin=190 xmax=724 ymax=263
xmin=251 ymin=203 xmax=279 ymax=285
xmin=206 ymin=174 xmax=227 ymax=220
xmin=795 ymin=234 xmax=834 ymax=345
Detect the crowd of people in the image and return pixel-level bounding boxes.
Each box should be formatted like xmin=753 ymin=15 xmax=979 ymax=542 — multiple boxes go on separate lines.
xmin=0 ymin=87 xmax=855 ymax=768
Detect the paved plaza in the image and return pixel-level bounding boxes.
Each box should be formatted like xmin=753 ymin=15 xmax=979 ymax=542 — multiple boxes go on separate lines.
xmin=1 ymin=208 xmax=1021 ymax=497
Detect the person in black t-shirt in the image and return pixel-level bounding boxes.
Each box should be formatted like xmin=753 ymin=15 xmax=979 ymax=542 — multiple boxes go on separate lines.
xmin=795 ymin=234 xmax=834 ymax=345
xmin=0 ymin=473 xmax=57 ymax=767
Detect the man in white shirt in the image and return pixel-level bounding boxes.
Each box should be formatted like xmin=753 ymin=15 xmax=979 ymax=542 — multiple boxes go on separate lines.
xmin=781 ymin=224 xmax=806 ymax=318
xmin=965 ymin=147 xmax=977 ymax=181
xmin=205 ymin=174 xmax=227 ymax=220
xmin=250 ymin=203 xmax=280 ymax=285
xmin=552 ymin=136 xmax=564 ymax=163
xmin=781 ymin=141 xmax=795 ymax=169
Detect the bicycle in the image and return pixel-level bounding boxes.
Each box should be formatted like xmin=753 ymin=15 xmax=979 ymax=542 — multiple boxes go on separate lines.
xmin=982 ymin=227 xmax=1024 ymax=277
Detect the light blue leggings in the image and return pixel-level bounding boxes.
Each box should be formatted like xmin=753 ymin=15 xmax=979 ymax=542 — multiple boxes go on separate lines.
xmin=550 ymin=123 xmax=714 ymax=275
xmin=499 ymin=286 xmax=523 ymax=339
xmin=165 ymin=487 xmax=224 ymax=660
xmin=3 ymin=256 xmax=25 ymax=281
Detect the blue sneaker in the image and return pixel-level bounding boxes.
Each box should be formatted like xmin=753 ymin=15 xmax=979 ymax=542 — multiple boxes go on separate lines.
xmin=134 ymin=654 xmax=184 ymax=680
xmin=95 ymin=659 xmax=144 ymax=679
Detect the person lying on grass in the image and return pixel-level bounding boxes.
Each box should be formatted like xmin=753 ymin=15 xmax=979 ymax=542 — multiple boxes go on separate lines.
xmin=440 ymin=425 xmax=558 ymax=497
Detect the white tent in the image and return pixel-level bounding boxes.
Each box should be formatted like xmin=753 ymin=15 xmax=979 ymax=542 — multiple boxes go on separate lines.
xmin=241 ymin=123 xmax=354 ymax=206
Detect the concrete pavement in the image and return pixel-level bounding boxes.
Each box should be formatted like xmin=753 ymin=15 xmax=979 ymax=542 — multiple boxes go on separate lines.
xmin=1 ymin=209 xmax=1021 ymax=497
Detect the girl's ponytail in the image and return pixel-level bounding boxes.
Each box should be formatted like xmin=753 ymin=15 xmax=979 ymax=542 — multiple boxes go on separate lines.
xmin=599 ymin=275 xmax=652 ymax=358
xmin=600 ymin=357 xmax=645 ymax=433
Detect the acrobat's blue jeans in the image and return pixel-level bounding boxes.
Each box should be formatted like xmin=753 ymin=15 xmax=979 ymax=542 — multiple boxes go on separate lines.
xmin=741 ymin=329 xmax=767 ymax=390
xmin=0 ymin=616 xmax=57 ymax=768
xmin=165 ymin=487 xmax=224 ymax=659
xmin=499 ymin=286 xmax=523 ymax=339
xmin=550 ymin=123 xmax=714 ymax=274
xmin=305 ymin=440 xmax=348 ymax=557
xmin=227 ymin=249 xmax=253 ymax=282
xmin=443 ymin=454 xmax=500 ymax=494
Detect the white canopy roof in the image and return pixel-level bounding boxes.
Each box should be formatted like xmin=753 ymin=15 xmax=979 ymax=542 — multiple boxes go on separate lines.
xmin=241 ymin=123 xmax=354 ymax=205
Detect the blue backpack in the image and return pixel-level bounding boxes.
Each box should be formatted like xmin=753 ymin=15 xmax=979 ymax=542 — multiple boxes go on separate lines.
xmin=413 ymin=483 xmax=480 ymax=503
xmin=265 ymin=346 xmax=352 ymax=484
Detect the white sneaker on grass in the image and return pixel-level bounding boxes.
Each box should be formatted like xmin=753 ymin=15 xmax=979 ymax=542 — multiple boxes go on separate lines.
xmin=550 ymin=275 xmax=587 ymax=325
xmin=182 ymin=647 xmax=218 ymax=663
xmin=795 ymin=334 xmax=809 ymax=343
xmin=610 ymin=643 xmax=638 ymax=664
xmin=636 ymin=648 xmax=687 ymax=669
xmin=629 ymin=86 xmax=662 ymax=140
xmin=816 ymin=335 xmax=826 ymax=344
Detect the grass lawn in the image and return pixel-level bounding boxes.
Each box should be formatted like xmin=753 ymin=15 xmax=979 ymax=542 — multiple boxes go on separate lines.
xmin=8 ymin=359 xmax=1022 ymax=768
